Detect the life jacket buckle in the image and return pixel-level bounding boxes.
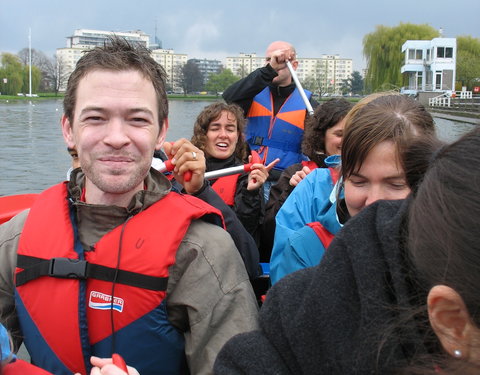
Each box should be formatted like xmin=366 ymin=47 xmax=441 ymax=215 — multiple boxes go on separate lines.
xmin=48 ymin=257 xmax=87 ymax=279
xmin=253 ymin=136 xmax=264 ymax=146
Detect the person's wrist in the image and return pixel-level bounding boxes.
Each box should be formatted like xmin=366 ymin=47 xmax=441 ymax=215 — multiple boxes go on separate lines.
xmin=186 ymin=180 xmax=208 ymax=196
xmin=265 ymin=64 xmax=278 ymax=74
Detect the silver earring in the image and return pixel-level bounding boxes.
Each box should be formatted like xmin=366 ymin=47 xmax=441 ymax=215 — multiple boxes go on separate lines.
xmin=453 ymin=349 xmax=462 ymax=358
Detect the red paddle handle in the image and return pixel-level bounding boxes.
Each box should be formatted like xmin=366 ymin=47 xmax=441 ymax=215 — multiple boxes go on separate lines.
xmin=163 ymin=159 xmax=192 ymax=182
xmin=250 ymin=150 xmax=262 ymax=164
xmin=112 ymin=353 xmax=128 ymax=372
xmin=249 ymin=150 xmax=263 ymax=183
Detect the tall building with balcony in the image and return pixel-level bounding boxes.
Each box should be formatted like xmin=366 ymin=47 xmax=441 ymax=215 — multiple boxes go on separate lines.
xmin=56 ymin=29 xmax=186 ymax=92
xmin=401 ymin=37 xmax=457 ymax=95
xmin=225 ymin=52 xmax=353 ymax=94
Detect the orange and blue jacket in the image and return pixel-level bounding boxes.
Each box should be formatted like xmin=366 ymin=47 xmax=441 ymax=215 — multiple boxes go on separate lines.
xmin=246 ymin=86 xmax=311 ymax=171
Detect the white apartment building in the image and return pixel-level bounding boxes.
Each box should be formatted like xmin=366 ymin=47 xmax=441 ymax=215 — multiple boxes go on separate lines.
xmin=401 ymin=37 xmax=457 ymax=95
xmin=297 ymin=55 xmax=353 ymax=94
xmin=225 ymin=53 xmax=264 ymax=78
xmin=56 ymin=29 xmax=186 ymax=92
xmin=226 ymin=53 xmax=353 ymax=94
xmin=152 ymin=49 xmax=187 ymax=91
xmin=65 ymin=29 xmax=150 ymax=49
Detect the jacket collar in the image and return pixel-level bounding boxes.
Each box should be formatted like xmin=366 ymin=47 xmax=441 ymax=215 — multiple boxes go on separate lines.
xmin=66 ymin=168 xmax=172 ymax=250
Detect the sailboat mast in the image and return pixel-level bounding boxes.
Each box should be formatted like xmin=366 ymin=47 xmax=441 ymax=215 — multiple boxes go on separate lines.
xmin=28 ymin=28 xmax=32 ymax=97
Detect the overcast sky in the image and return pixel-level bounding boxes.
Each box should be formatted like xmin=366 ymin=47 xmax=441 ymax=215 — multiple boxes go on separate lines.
xmin=1 ymin=0 xmax=479 ymax=72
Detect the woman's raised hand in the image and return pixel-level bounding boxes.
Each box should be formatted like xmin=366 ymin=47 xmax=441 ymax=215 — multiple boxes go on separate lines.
xmin=289 ymin=165 xmax=312 ymax=187
xmin=247 ymin=158 xmax=280 ymax=191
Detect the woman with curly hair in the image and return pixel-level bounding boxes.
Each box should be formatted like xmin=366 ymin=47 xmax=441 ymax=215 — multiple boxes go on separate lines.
xmin=191 ymin=102 xmax=278 ymax=245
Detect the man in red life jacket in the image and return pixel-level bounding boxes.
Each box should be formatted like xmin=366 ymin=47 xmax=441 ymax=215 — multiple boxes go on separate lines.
xmin=223 ymin=41 xmax=318 ymax=200
xmin=0 ymin=37 xmax=259 ymax=375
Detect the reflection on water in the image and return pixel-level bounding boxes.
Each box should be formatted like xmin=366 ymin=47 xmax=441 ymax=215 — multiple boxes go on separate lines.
xmin=0 ymin=99 xmax=477 ymax=196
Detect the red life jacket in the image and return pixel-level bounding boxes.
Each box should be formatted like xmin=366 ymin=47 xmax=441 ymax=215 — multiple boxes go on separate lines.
xmin=328 ymin=167 xmax=339 ymax=185
xmin=211 ymin=174 xmax=240 ymax=206
xmin=301 ymin=161 xmax=339 ymax=188
xmin=300 ymin=160 xmax=318 ymax=170
xmin=306 ymin=222 xmax=336 ymax=249
xmin=305 ymin=166 xmax=340 ymax=249
xmin=14 ymin=182 xmax=223 ymax=375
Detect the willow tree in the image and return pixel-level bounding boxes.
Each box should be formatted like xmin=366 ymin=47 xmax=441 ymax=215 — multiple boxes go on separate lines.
xmin=456 ymin=35 xmax=480 ymax=89
xmin=363 ymin=23 xmax=438 ymax=92
xmin=0 ymin=53 xmax=24 ymax=95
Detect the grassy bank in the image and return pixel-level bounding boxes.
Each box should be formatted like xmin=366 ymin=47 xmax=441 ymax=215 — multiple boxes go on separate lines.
xmin=167 ymin=94 xmax=220 ymax=101
xmin=0 ymin=93 xmax=64 ymax=101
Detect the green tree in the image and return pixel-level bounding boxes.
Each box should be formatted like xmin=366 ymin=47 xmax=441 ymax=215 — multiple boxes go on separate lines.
xmin=18 ymin=48 xmax=56 ymax=92
xmin=363 ymin=23 xmax=438 ymax=92
xmin=0 ymin=53 xmax=24 ymax=95
xmin=456 ymin=36 xmax=480 ymax=90
xmin=205 ymin=69 xmax=239 ymax=95
xmin=42 ymin=54 xmax=70 ymax=95
xmin=301 ymin=75 xmax=321 ymax=95
xmin=178 ymin=60 xmax=204 ymax=94
xmin=340 ymin=71 xmax=364 ymax=95
xmin=236 ymin=63 xmax=249 ymax=78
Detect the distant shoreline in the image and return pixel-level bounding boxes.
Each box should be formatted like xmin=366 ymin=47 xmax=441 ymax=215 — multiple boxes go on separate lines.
xmin=0 ymin=93 xmax=221 ymax=102
xmin=1 ymin=95 xmax=477 ymax=123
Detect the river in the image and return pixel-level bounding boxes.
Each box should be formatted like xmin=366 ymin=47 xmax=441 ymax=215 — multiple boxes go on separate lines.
xmin=0 ymin=99 xmax=477 ymax=196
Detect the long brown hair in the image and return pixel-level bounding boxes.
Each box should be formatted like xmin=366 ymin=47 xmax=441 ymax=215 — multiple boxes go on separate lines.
xmin=409 ymin=127 xmax=480 ymax=325
xmin=191 ymin=102 xmax=247 ymax=161
xmin=393 ymin=127 xmax=480 ymax=374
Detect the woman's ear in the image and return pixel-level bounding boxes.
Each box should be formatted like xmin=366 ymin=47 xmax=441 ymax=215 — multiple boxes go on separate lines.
xmin=428 ymin=285 xmax=478 ymax=360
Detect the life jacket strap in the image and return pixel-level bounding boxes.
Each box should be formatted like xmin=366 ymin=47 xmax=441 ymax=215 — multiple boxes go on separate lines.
xmin=15 ymin=254 xmax=168 ymax=291
xmin=246 ymin=136 xmax=301 ymax=153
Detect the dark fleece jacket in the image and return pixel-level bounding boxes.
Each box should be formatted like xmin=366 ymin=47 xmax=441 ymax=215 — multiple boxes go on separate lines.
xmin=215 ymin=198 xmax=433 ymax=374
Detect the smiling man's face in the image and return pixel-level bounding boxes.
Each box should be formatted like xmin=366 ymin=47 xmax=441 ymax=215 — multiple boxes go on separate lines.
xmin=61 ymin=69 xmax=167 ymax=205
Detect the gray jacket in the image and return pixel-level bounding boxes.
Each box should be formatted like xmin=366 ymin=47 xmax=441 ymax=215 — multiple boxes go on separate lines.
xmin=0 ymin=169 xmax=259 ymax=375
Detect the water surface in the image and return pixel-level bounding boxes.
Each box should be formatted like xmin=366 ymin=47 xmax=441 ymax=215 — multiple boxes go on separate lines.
xmin=0 ymin=99 xmax=477 ymax=196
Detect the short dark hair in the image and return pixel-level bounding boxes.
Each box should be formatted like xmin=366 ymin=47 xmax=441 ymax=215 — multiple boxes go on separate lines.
xmin=63 ymin=36 xmax=168 ymax=130
xmin=302 ymin=98 xmax=353 ymax=163
xmin=341 ymin=93 xmax=436 ymax=181
xmin=191 ymin=102 xmax=247 ymax=161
